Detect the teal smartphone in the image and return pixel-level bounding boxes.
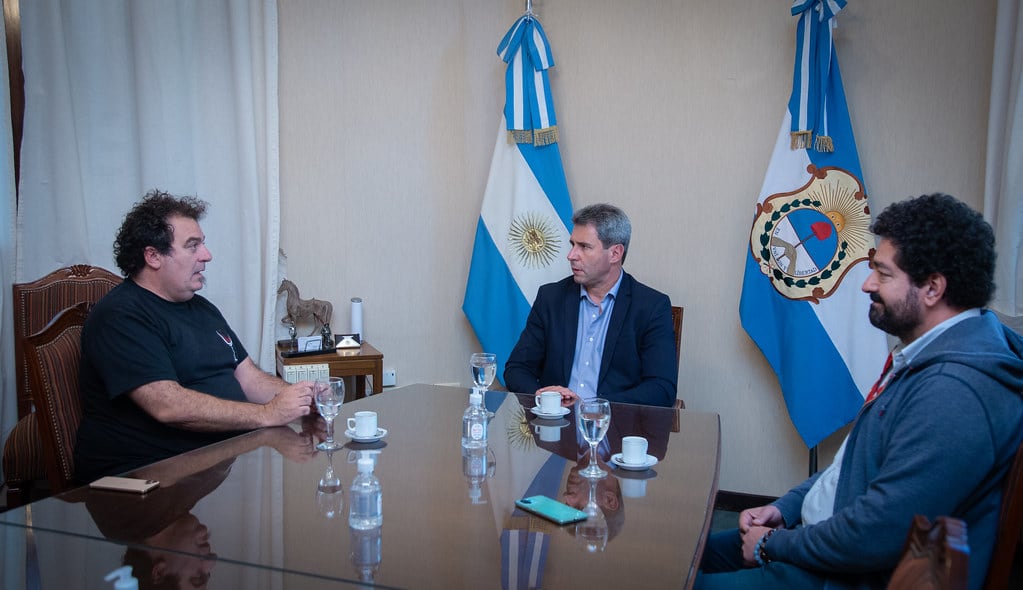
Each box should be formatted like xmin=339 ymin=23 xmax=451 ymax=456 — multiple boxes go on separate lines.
xmin=515 ymin=495 xmax=588 ymax=525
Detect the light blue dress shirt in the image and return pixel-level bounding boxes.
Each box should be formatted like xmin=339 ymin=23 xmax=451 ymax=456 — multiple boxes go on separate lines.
xmin=568 ymin=271 xmax=624 ymax=401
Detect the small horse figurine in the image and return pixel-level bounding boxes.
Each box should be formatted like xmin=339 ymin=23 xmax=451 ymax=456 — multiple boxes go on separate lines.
xmin=278 ymin=279 xmax=333 ymax=336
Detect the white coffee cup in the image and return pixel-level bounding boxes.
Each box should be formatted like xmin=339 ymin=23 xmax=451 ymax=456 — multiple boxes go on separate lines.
xmin=621 ymin=436 xmax=648 ymax=465
xmin=347 ymin=411 xmax=378 ymax=438
xmin=534 ymin=390 xmax=561 ymax=414
xmin=534 ymin=424 xmax=560 ymax=442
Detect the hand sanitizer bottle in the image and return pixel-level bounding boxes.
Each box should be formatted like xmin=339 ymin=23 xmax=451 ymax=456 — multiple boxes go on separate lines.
xmin=104 ymin=566 xmax=138 ymax=590
xmin=462 ymin=391 xmax=488 ymax=449
xmin=349 ymin=457 xmax=383 ymax=530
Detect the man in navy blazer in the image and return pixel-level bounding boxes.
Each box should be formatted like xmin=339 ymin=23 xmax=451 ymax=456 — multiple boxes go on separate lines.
xmin=504 ymin=204 xmax=677 ymax=407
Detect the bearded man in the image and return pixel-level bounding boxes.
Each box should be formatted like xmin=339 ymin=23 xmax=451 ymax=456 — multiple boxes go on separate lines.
xmin=696 ymin=193 xmax=1023 ymax=590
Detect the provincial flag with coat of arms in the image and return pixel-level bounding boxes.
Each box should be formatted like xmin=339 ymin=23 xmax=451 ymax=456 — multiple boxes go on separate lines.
xmin=463 ymin=11 xmax=574 ymax=385
xmin=740 ymin=0 xmax=888 ymax=448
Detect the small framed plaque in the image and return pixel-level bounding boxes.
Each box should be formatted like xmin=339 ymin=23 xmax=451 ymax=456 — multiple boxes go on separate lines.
xmin=297 ymin=336 xmax=322 ymax=352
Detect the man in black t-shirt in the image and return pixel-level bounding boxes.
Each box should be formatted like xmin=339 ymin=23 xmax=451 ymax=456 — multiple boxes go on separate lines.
xmin=74 ymin=190 xmax=318 ymax=482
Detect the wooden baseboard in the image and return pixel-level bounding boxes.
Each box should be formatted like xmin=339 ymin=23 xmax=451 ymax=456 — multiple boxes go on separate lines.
xmin=714 ymin=490 xmax=778 ymax=512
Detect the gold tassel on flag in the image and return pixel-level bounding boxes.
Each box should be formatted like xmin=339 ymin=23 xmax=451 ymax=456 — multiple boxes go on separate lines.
xmin=533 ymin=126 xmax=559 ymax=147
xmin=815 ymin=135 xmax=834 ymax=153
xmin=790 ymin=130 xmax=812 ymax=150
xmin=508 ymin=129 xmax=534 ymax=144
xmin=507 ymin=126 xmax=560 ymax=147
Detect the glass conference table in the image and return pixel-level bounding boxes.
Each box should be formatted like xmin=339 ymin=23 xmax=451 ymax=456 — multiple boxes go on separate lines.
xmin=1 ymin=383 xmax=720 ymax=589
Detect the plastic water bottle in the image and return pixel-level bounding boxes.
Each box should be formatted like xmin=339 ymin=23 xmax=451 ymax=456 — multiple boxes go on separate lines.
xmin=349 ymin=457 xmax=382 ymax=530
xmin=462 ymin=391 xmax=488 ymax=448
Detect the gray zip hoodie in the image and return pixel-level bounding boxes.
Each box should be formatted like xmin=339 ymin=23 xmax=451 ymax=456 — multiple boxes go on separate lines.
xmin=769 ymin=310 xmax=1023 ymax=589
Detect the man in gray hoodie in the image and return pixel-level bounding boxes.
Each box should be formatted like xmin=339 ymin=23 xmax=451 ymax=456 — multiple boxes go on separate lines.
xmin=698 ymin=193 xmax=1023 ymax=590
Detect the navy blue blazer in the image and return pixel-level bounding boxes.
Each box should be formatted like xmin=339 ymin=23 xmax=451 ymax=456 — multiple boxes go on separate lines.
xmin=504 ymin=272 xmax=678 ymax=407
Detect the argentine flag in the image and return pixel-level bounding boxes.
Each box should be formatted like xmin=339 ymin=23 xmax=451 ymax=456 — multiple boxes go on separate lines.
xmin=739 ymin=0 xmax=888 ymax=448
xmin=463 ymin=14 xmax=573 ymax=385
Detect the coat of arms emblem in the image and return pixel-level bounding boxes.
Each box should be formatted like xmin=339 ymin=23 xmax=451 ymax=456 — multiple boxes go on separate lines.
xmin=748 ymin=165 xmax=874 ymax=304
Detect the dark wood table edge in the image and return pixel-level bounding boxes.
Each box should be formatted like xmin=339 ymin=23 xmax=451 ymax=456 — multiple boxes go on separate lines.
xmin=685 ymin=413 xmax=721 ymax=589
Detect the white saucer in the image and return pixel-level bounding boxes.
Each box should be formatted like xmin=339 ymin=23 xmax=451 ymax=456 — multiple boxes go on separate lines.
xmin=611 ymin=453 xmax=658 ymax=471
xmin=530 ymin=406 xmax=570 ymax=418
xmin=345 ymin=427 xmax=387 ymax=443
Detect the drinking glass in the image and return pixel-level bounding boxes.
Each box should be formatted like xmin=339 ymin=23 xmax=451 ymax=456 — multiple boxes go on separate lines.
xmin=577 ymin=398 xmax=611 ymax=479
xmin=470 ymin=352 xmax=497 ymax=419
xmin=316 ymin=449 xmax=344 ymax=519
xmin=470 ymin=353 xmax=497 ymax=393
xmin=315 ymin=377 xmax=345 ymax=451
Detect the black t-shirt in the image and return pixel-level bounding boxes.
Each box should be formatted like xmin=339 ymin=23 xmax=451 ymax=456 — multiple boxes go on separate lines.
xmin=75 ymin=280 xmax=250 ymax=482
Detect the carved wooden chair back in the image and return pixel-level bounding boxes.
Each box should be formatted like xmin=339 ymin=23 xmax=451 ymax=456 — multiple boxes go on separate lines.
xmin=24 ymin=302 xmax=91 ymax=492
xmin=13 ymin=264 xmax=120 ymax=418
xmin=4 ymin=265 xmax=119 ymax=506
xmin=888 ymin=514 xmax=969 ymax=590
xmin=982 ymin=440 xmax=1023 ymax=590
xmin=671 ymin=306 xmax=685 ymax=429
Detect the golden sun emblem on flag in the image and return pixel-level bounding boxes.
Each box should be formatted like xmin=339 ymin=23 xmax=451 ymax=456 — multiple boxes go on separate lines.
xmin=508 ymin=212 xmax=562 ymax=268
xmin=748 ymin=165 xmax=874 ymax=304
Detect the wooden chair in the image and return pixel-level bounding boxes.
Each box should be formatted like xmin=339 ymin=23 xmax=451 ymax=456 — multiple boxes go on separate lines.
xmin=13 ymin=264 xmax=120 ymax=418
xmin=983 ymin=441 xmax=1023 ymax=590
xmin=671 ymin=305 xmax=684 ymax=375
xmin=1 ymin=414 xmax=46 ymax=506
xmin=3 ymin=265 xmax=118 ymax=506
xmin=671 ymin=306 xmax=685 ymax=430
xmin=888 ymin=514 xmax=969 ymax=590
xmin=23 ymin=302 xmax=91 ymax=493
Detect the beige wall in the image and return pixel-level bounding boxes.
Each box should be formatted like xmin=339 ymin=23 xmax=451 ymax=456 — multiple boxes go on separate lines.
xmin=277 ymin=0 xmax=995 ymax=496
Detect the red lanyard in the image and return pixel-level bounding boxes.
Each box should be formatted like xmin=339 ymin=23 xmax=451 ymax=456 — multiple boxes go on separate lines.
xmin=865 ymin=352 xmax=894 ymax=405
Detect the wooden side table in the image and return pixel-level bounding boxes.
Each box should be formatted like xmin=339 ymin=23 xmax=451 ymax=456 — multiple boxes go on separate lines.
xmin=275 ymin=341 xmax=384 ymax=399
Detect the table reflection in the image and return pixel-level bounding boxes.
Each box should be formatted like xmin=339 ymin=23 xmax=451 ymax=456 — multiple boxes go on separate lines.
xmin=574 ymin=474 xmax=610 ymax=552
xmin=1 ymin=384 xmax=720 ymax=589
xmin=349 ymin=520 xmax=382 ymax=584
xmin=516 ymin=393 xmax=672 ymax=545
xmin=316 ymin=448 xmax=344 ymax=519
xmin=85 ymin=423 xmax=317 ymax=588
xmin=462 ymin=444 xmax=497 ymax=504
xmin=87 ymin=466 xmax=222 ymax=588
xmin=518 ymin=394 xmax=673 ymax=461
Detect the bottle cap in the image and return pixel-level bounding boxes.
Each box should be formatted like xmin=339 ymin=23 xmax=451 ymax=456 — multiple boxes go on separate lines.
xmin=469 ymin=391 xmax=482 ymax=405
xmin=357 ymin=457 xmax=373 ymax=473
xmin=104 ymin=566 xmax=139 ymax=590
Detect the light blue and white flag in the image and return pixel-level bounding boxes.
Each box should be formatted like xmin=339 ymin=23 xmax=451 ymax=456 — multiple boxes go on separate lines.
xmin=739 ymin=0 xmax=887 ymax=448
xmin=463 ymin=14 xmax=573 ymax=385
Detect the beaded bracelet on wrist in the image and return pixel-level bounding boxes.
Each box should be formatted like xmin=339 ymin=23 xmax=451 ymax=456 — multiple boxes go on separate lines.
xmin=754 ymin=529 xmax=776 ymax=568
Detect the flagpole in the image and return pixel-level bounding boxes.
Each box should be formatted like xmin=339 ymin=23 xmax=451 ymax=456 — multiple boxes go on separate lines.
xmin=809 ymin=446 xmax=818 ymax=477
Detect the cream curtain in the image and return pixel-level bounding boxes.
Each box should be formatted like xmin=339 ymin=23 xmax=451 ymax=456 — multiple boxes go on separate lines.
xmin=0 ymin=6 xmax=13 ymax=445
xmin=0 ymin=2 xmax=23 ymax=581
xmin=2 ymin=0 xmax=282 ymax=576
xmin=985 ymin=0 xmax=1023 ymax=330
xmin=15 ymin=0 xmax=282 ymax=367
